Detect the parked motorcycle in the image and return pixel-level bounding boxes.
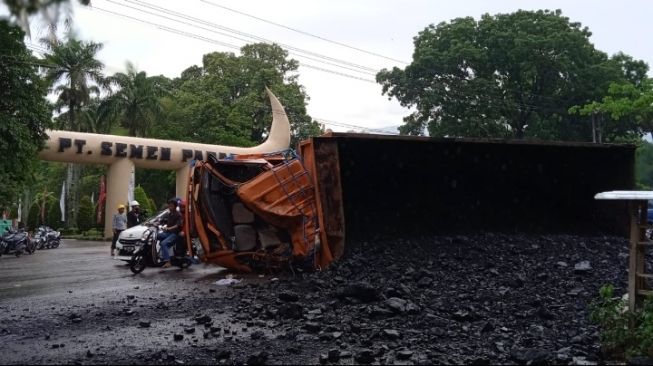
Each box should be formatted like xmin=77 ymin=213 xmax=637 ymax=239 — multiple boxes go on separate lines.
xmin=0 ymin=228 xmax=34 ymax=257
xmin=130 ymin=224 xmax=193 ymax=274
xmin=34 ymin=226 xmax=62 ymax=249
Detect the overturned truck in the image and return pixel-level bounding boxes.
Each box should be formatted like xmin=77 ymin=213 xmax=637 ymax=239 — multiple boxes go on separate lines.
xmin=184 ymin=151 xmax=333 ymax=272
xmin=184 ymin=133 xmax=636 ymax=273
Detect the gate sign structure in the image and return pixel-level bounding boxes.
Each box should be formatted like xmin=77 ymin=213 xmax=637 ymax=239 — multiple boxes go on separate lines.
xmin=38 ymin=88 xmax=291 ymax=238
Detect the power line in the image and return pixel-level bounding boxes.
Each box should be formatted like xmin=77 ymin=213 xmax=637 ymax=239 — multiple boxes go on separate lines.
xmin=90 ymin=5 xmax=377 ymax=83
xmin=199 ymin=0 xmax=409 ymax=65
xmin=316 ymin=117 xmax=400 ymax=135
xmin=156 ymin=27 xmax=377 ymax=83
xmin=108 ymin=0 xmax=376 ymax=76
xmin=108 ymin=0 xmax=380 ymax=75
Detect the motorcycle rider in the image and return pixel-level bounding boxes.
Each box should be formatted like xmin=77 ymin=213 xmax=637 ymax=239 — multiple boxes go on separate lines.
xmin=127 ymin=200 xmax=143 ymax=228
xmin=157 ymin=199 xmax=182 ymax=268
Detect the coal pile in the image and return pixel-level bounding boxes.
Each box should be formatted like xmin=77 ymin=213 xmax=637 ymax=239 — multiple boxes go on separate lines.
xmin=227 ymin=233 xmax=630 ymax=364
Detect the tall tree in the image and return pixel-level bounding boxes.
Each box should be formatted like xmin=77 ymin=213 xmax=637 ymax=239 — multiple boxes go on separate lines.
xmin=155 ymin=43 xmax=320 ymax=146
xmin=570 ymin=79 xmax=653 ymax=143
xmin=42 ymin=36 xmax=105 ymax=227
xmin=377 ymin=9 xmax=632 ymax=141
xmin=1 ymin=0 xmax=90 ymax=39
xmin=0 ymin=21 xmax=51 ymax=210
xmin=43 ymin=37 xmax=105 ymax=132
xmin=105 ymin=62 xmax=166 ymax=137
xmin=78 ymin=98 xmax=114 ymax=134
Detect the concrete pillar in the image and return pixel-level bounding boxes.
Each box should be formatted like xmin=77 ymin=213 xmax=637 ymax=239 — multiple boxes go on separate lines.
xmin=176 ymin=164 xmax=190 ymax=201
xmin=105 ymin=159 xmax=134 ymax=238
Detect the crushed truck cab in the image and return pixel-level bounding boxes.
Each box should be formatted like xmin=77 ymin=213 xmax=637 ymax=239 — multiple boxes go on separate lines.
xmin=184 ymin=151 xmax=335 ymax=272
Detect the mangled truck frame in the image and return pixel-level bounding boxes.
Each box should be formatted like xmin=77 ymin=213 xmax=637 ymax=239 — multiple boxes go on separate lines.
xmin=183 ymin=151 xmax=335 ymax=272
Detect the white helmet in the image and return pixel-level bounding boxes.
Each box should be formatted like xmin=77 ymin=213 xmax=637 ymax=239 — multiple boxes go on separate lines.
xmin=130 ymin=200 xmax=140 ymax=206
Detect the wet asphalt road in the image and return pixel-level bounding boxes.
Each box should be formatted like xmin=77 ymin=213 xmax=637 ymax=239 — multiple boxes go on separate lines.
xmin=0 ymin=239 xmax=248 ymax=365
xmin=0 ymin=240 xmax=224 ymax=300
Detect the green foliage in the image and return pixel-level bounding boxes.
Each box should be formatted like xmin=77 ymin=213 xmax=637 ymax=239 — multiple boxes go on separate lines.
xmin=148 ymin=198 xmax=157 ymax=215
xmin=81 ymin=228 xmax=103 ymax=238
xmin=133 ymin=186 xmax=155 ymax=216
xmin=636 ymin=142 xmax=653 ymax=189
xmin=26 ymin=203 xmax=40 ymax=230
xmin=77 ymin=196 xmax=94 ymax=232
xmin=377 ymin=9 xmax=639 ymax=141
xmin=155 ymin=43 xmax=319 ymax=145
xmin=47 ymin=199 xmax=62 ymax=227
xmin=136 ymin=169 xmax=174 ymax=212
xmin=59 ymin=227 xmax=79 ymax=236
xmin=9 ymin=205 xmax=18 ymax=219
xmin=43 ymin=37 xmax=105 ymax=228
xmin=43 ymin=37 xmax=106 ymax=132
xmin=571 ymin=79 xmax=653 ymax=141
xmin=105 ymin=62 xmax=166 ymax=137
xmin=0 ymin=21 xmax=52 ymax=207
xmin=591 ymin=284 xmax=653 ymax=358
xmin=2 ymin=0 xmax=90 ymax=32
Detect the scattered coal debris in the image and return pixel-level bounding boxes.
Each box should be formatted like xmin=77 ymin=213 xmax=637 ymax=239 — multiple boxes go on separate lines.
xmin=223 ymin=233 xmax=629 ymax=364
xmin=1 ymin=233 xmax=632 ymax=365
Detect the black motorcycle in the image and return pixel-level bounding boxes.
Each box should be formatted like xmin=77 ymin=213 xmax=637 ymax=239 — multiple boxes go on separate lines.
xmin=0 ymin=228 xmax=34 ymax=257
xmin=130 ymin=224 xmax=193 ymax=274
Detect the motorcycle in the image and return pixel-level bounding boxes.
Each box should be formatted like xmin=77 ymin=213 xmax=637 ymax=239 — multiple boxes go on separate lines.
xmin=34 ymin=226 xmax=62 ymax=249
xmin=129 ymin=224 xmax=194 ymax=274
xmin=0 ymin=228 xmax=34 ymax=257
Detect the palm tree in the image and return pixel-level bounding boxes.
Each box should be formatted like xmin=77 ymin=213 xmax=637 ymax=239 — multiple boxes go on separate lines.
xmin=79 ymin=98 xmax=115 ymax=134
xmin=43 ymin=37 xmax=106 ymax=132
xmin=106 ymin=62 xmax=164 ymax=137
xmin=41 ymin=37 xmax=106 ymax=227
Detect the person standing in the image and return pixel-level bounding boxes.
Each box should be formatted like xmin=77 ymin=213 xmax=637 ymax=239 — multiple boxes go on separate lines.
xmin=111 ymin=204 xmax=127 ymax=256
xmin=127 ymin=200 xmax=142 ymax=228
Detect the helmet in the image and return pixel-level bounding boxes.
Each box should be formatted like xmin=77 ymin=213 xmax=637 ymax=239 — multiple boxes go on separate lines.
xmin=130 ymin=200 xmax=140 ymax=206
xmin=117 ymin=204 xmax=126 ymax=209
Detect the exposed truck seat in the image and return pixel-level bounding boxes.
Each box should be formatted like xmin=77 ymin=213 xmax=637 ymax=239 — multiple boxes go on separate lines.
xmin=232 ymin=202 xmax=255 ymax=224
xmin=233 ymin=224 xmax=257 ymax=251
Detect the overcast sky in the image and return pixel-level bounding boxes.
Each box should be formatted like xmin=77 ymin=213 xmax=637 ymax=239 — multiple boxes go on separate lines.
xmin=5 ymin=0 xmax=653 ymax=133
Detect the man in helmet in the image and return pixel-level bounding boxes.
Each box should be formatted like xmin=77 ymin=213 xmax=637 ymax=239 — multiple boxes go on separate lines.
xmin=157 ymin=198 xmax=183 ymax=268
xmin=127 ymin=200 xmax=142 ymax=228
xmin=111 ymin=204 xmax=127 ymax=256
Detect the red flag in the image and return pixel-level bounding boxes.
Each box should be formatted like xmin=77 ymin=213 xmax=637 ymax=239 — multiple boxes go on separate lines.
xmin=97 ymin=175 xmax=106 ymax=225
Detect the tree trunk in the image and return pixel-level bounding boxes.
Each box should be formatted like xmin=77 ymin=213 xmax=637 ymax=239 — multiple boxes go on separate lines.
xmin=65 ymin=164 xmax=82 ymax=229
xmin=598 ymin=114 xmax=603 ymax=143
xmin=591 ymin=113 xmax=597 ymax=143
xmin=21 ymin=190 xmax=32 ymax=224
xmin=65 ymin=97 xmax=82 ymax=228
xmin=65 ymin=163 xmax=73 ymax=227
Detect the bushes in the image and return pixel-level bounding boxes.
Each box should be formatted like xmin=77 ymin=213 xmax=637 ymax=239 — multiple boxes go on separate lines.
xmin=47 ymin=199 xmax=62 ymax=227
xmin=77 ymin=196 xmax=95 ymax=232
xmin=134 ymin=185 xmax=156 ymax=216
xmin=26 ymin=203 xmax=40 ymax=230
xmin=591 ymin=284 xmax=653 ymax=358
xmin=60 ymin=227 xmax=79 ymax=236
